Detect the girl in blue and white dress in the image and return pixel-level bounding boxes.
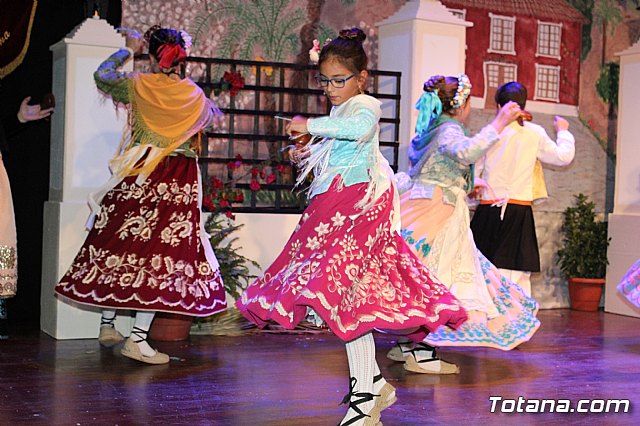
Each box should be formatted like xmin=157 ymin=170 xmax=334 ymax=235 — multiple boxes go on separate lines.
xmin=388 ymin=75 xmax=540 ymax=374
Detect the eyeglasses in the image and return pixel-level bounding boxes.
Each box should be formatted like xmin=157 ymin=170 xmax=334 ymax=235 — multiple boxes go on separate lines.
xmin=315 ymin=74 xmax=356 ymax=88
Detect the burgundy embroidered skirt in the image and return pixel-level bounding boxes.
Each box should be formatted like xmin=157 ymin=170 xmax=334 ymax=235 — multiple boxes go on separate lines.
xmin=56 ymin=155 xmax=226 ymax=316
xmin=236 ymin=177 xmax=467 ymax=342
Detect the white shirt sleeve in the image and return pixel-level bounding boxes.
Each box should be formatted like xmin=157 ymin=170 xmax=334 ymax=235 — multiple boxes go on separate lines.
xmin=536 ymin=128 xmax=575 ymax=166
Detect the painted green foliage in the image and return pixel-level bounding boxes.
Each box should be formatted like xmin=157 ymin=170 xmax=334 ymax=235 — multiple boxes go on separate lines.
xmin=593 ymin=0 xmax=623 ymax=36
xmin=565 ymin=0 xmax=594 ymax=61
xmin=566 ymin=0 xmax=623 ymax=61
xmin=317 ymin=22 xmax=337 ymax=46
xmin=596 ymin=61 xmax=619 ymax=105
xmin=191 ymin=0 xmax=306 ymax=62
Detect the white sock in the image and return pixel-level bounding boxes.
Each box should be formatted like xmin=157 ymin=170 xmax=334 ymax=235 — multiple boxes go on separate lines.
xmin=372 ymin=359 xmax=394 ymax=405
xmin=412 ymin=342 xmax=435 ymax=360
xmin=132 ymin=311 xmax=157 ymax=358
xmin=396 ymin=337 xmax=415 ymax=357
xmin=342 ymin=333 xmax=376 ymax=426
xmin=372 ymin=361 xmax=384 ymax=393
xmin=100 ymin=309 xmax=117 ymax=329
xmin=412 ymin=342 xmax=454 ymax=373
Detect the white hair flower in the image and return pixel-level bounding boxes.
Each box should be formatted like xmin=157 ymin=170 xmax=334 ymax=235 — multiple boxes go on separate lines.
xmin=180 ymin=29 xmax=193 ymax=56
xmin=308 ymin=38 xmax=332 ymax=64
xmin=451 ymin=73 xmax=471 ymax=109
xmin=309 ymin=39 xmax=320 ymax=64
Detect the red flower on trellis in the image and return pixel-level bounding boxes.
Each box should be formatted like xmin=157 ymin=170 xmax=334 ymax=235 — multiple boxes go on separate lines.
xmin=227 ymin=154 xmax=243 ymax=170
xmin=249 ymin=179 xmax=261 ymax=191
xmin=213 ymin=70 xmax=245 ymax=97
xmin=223 ymin=71 xmax=245 ymax=96
xmin=203 ymin=154 xmax=289 ymax=220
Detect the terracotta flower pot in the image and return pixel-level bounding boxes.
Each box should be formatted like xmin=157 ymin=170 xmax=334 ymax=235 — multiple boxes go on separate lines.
xmin=148 ymin=313 xmax=193 ymax=341
xmin=568 ymin=277 xmax=605 ymax=312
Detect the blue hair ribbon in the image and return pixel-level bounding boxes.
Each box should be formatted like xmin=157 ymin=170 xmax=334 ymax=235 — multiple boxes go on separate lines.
xmin=414 ymin=91 xmax=442 ymax=136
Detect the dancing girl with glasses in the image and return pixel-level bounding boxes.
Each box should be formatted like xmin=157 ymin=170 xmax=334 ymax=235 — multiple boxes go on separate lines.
xmin=236 ymin=28 xmax=467 ymax=426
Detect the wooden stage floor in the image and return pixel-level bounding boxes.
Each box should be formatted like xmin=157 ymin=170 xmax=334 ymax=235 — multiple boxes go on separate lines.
xmin=1 ymin=309 xmax=638 ymax=425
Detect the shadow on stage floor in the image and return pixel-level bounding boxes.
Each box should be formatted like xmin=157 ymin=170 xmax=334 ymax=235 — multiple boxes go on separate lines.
xmin=0 ymin=309 xmax=638 ymax=425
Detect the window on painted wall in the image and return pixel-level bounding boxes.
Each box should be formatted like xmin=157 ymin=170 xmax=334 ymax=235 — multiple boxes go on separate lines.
xmin=534 ymin=64 xmax=561 ymax=102
xmin=486 ymin=62 xmax=517 ymax=88
xmin=488 ymin=13 xmax=516 ymax=55
xmin=537 ymin=21 xmax=562 ymax=59
xmin=447 ymin=8 xmax=466 ymax=20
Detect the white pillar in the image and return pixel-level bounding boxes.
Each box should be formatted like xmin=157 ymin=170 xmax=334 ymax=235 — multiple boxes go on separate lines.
xmin=41 ymin=17 xmax=134 ymax=338
xmin=377 ymin=0 xmax=472 ymax=171
xmin=604 ymin=39 xmax=640 ymax=318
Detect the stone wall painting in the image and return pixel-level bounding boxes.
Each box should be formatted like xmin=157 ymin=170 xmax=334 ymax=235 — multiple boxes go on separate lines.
xmin=570 ymin=0 xmax=640 ymax=153
xmin=122 ymin=0 xmax=406 ymax=67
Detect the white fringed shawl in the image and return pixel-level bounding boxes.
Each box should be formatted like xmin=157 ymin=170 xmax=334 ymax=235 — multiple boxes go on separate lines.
xmin=295 ymin=95 xmax=400 ymax=232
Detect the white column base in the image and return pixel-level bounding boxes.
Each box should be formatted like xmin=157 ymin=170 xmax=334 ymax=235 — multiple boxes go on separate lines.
xmin=40 ymin=201 xmax=134 ymax=339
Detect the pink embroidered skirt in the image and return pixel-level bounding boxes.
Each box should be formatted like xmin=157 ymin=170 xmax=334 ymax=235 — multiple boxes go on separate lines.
xmin=56 ymin=155 xmax=226 ymax=316
xmin=236 ymin=177 xmax=467 ymax=341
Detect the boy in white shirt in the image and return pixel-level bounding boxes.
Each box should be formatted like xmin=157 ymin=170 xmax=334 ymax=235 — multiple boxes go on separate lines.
xmin=470 ymin=82 xmax=575 ymax=297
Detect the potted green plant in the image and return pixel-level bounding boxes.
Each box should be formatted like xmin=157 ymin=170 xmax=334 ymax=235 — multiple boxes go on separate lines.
xmin=557 ymin=193 xmax=610 ymax=311
xmin=149 ymin=213 xmax=260 ymax=341
xmin=150 ymin=161 xmax=267 ymax=341
xmin=202 ymin=213 xmax=260 ymax=300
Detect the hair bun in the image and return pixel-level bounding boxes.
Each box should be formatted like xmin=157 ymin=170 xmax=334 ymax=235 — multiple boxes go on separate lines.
xmin=338 ymin=28 xmax=366 ymax=43
xmin=145 ymin=26 xmax=182 ymax=46
xmin=144 ymin=25 xmax=162 ymax=43
xmin=423 ymin=75 xmax=445 ymax=92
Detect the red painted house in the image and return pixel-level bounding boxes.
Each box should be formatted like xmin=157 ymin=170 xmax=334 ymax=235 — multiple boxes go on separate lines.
xmin=441 ymin=0 xmax=585 ymax=113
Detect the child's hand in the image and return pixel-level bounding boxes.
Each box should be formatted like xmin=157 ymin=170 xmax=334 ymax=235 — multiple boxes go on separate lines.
xmin=473 ymin=177 xmax=488 ymax=189
xmin=554 ymin=116 xmax=569 ymax=132
xmin=119 ymin=28 xmax=144 ymax=55
xmin=286 ymin=115 xmax=308 ymax=136
xmin=289 ymin=146 xmax=310 ymax=164
xmin=468 ymin=177 xmax=487 ymax=199
xmin=492 ymin=101 xmax=522 ymax=133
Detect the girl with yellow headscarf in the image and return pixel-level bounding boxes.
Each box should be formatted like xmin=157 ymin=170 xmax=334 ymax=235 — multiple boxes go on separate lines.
xmin=56 ymin=27 xmax=225 ymax=365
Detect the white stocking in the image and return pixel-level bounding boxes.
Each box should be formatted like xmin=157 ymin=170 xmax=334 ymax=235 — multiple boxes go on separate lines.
xmin=342 ymin=332 xmax=376 ymax=425
xmin=100 ymin=309 xmax=117 ymax=328
xmin=131 ymin=311 xmax=157 ymax=358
